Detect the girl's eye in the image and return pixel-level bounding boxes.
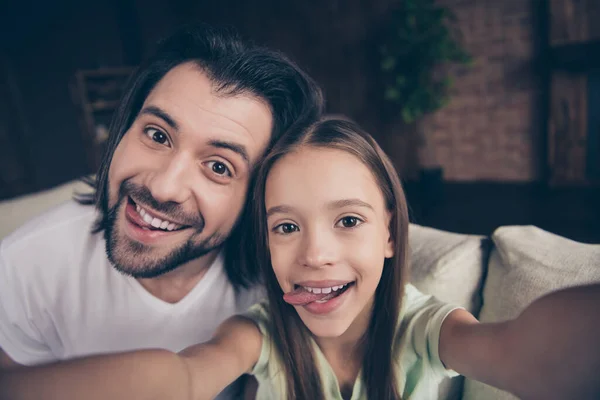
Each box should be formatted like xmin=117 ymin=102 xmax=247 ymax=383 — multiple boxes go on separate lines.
xmin=206 ymin=161 xmax=232 ymax=177
xmin=274 ymin=223 xmax=299 ymax=234
xmin=336 ymin=216 xmax=362 ymax=228
xmin=145 ymin=128 xmax=170 ymax=146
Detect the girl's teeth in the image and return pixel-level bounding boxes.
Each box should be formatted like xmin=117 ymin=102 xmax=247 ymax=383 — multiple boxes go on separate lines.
xmin=167 ymin=223 xmax=176 ymax=231
xmin=160 ymin=220 xmax=169 ymax=229
xmin=143 ymin=214 xmax=153 ymax=224
xmin=304 ymin=284 xmax=349 ymax=293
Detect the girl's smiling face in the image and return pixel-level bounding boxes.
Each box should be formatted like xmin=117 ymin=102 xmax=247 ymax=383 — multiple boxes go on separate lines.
xmin=265 ymin=146 xmax=394 ymax=338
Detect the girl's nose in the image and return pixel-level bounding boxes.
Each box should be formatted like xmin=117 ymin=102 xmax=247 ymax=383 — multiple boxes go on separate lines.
xmin=298 ymin=227 xmax=337 ymax=269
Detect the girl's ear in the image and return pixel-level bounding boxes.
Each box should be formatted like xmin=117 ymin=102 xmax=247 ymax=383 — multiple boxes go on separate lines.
xmin=384 ymin=213 xmax=394 ymax=258
xmin=385 ymin=235 xmax=394 ymax=258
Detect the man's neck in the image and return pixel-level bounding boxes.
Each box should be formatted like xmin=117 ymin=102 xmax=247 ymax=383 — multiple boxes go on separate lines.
xmin=136 ymin=250 xmax=220 ymax=304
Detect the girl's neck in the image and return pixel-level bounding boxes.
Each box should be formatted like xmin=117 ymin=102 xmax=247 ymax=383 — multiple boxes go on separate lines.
xmin=313 ymin=297 xmax=374 ymax=386
xmin=313 ymin=320 xmax=365 ymax=360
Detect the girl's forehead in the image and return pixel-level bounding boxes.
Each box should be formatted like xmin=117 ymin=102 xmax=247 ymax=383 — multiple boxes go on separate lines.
xmin=269 ymin=146 xmax=362 ymax=179
xmin=265 ymin=146 xmax=386 ymax=209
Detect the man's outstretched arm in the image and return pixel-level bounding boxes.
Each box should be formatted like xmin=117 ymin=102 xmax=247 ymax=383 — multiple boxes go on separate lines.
xmin=0 ymin=315 xmax=263 ymax=400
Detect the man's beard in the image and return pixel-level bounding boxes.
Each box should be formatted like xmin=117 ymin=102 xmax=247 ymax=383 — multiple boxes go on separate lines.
xmin=103 ymin=180 xmax=227 ymax=278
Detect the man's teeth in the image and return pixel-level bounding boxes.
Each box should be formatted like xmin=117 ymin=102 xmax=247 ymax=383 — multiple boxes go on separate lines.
xmin=303 ymin=283 xmax=349 ymax=294
xmin=135 ymin=204 xmax=180 ymax=231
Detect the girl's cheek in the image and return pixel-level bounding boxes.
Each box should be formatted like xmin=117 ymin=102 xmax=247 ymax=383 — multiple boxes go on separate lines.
xmin=269 ymin=248 xmax=286 ymax=274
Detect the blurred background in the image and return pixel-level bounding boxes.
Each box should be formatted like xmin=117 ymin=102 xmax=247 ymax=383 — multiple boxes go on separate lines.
xmin=0 ymin=0 xmax=598 ymax=242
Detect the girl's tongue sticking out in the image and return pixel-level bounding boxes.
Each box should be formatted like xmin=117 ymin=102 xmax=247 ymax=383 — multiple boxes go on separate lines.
xmin=283 ymin=284 xmax=352 ymax=306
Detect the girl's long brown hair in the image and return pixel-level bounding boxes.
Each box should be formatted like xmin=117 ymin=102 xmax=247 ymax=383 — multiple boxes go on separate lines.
xmin=249 ymin=116 xmax=410 ymax=399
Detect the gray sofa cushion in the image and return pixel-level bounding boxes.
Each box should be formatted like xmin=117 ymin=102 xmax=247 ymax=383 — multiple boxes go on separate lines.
xmin=463 ymin=225 xmax=600 ymax=400
xmin=409 ymin=224 xmax=488 ymax=400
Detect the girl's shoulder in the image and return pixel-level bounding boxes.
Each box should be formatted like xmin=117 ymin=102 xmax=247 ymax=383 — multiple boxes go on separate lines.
xmin=239 ymin=301 xmax=282 ymax=391
xmin=242 ymin=300 xmax=271 ymax=339
xmin=401 ymin=283 xmax=452 ymax=317
xmin=396 ymin=284 xmax=462 ymax=380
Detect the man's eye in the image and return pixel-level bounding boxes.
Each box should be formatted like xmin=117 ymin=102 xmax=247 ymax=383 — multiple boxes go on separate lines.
xmin=274 ymin=223 xmax=299 ymax=234
xmin=206 ymin=161 xmax=232 ymax=177
xmin=145 ymin=128 xmax=169 ymax=146
xmin=336 ymin=216 xmax=362 ymax=228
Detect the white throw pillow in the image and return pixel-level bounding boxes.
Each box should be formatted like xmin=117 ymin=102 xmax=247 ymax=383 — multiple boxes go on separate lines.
xmin=463 ymin=225 xmax=600 ymax=400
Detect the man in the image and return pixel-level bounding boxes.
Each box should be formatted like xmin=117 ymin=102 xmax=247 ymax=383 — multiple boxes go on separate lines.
xmin=0 ymin=23 xmax=323 ymax=398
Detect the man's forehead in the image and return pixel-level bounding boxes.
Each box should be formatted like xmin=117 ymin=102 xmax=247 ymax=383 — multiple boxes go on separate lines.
xmin=140 ymin=63 xmax=274 ymax=159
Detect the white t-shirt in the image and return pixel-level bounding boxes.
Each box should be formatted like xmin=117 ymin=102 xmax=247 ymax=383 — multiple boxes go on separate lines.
xmin=0 ymin=201 xmax=262 ymax=398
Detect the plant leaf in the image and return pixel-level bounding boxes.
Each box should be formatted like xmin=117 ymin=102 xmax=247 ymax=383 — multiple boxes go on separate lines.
xmin=385 ymin=87 xmax=400 ymax=101
xmin=381 ymin=57 xmax=396 ymax=71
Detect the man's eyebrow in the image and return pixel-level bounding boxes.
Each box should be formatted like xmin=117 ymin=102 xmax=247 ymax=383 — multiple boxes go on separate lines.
xmin=328 ymin=199 xmax=374 ymax=211
xmin=208 ymin=140 xmax=250 ymax=167
xmin=139 ymin=106 xmax=179 ymax=131
xmin=266 ymin=205 xmax=294 ymax=218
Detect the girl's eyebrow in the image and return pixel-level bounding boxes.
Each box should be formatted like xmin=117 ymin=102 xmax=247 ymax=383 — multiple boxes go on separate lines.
xmin=266 ymin=205 xmax=293 ymax=218
xmin=266 ymin=199 xmax=373 ymax=218
xmin=327 ymin=198 xmax=373 ymax=211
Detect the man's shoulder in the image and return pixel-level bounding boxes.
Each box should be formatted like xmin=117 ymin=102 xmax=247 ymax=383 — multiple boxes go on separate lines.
xmin=1 ymin=200 xmax=99 ymax=260
xmin=0 ymin=201 xmax=108 ymax=308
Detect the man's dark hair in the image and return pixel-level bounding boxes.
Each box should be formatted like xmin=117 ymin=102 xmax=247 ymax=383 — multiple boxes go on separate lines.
xmin=78 ymin=23 xmax=324 ymax=288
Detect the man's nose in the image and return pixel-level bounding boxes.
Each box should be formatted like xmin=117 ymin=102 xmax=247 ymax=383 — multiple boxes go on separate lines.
xmin=146 ymin=153 xmax=194 ymax=204
xmin=298 ymin=227 xmax=337 ymax=269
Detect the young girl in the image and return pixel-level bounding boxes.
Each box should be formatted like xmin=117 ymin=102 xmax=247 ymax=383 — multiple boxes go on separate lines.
xmin=1 ymin=117 xmax=599 ymax=400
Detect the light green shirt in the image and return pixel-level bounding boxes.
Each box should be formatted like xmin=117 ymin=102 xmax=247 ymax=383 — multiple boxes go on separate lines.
xmin=244 ymin=284 xmax=460 ymax=400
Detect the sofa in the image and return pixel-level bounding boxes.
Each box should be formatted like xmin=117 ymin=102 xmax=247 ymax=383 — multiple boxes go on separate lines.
xmin=409 ymin=224 xmax=600 ymax=399
xmin=1 ymin=180 xmax=599 ymax=400
xmin=0 ymin=179 xmax=93 ymax=240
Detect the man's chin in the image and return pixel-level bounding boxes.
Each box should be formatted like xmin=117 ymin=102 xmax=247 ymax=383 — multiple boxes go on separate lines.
xmin=106 ymin=231 xmax=224 ymax=279
xmin=104 ymin=204 xmax=227 ymax=278
xmin=106 ymin=242 xmax=177 ymax=278
xmin=110 ymin=259 xmax=175 ymax=279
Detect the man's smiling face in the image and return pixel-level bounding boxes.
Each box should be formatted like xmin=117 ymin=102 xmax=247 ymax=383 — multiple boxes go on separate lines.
xmin=105 ymin=62 xmax=273 ymax=278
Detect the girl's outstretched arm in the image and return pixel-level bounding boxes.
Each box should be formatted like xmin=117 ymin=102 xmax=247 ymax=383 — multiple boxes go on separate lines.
xmin=0 ymin=315 xmax=262 ymax=400
xmin=439 ymin=283 xmax=600 ymax=400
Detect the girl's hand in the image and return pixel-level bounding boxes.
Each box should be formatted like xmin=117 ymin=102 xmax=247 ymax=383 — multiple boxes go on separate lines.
xmin=439 ymin=284 xmax=600 ymax=400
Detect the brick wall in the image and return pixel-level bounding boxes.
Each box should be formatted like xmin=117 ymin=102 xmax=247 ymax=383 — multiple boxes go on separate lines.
xmin=1 ymin=0 xmax=543 ymax=199
xmin=419 ymin=0 xmax=543 ymax=181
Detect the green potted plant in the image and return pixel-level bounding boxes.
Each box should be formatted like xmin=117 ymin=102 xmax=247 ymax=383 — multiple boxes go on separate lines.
xmin=379 ymin=0 xmax=471 ymax=191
